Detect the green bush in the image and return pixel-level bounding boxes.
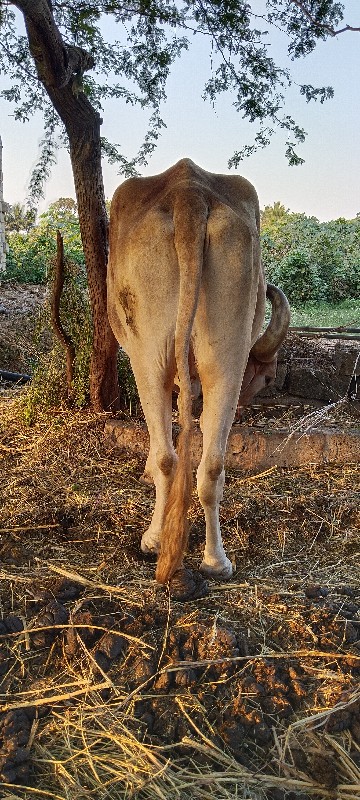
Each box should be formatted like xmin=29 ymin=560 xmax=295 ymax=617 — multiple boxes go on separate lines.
xmin=117 ymin=349 xmax=141 ymax=417
xmin=262 ymin=207 xmax=360 ymax=305
xmin=270 ymin=249 xmax=322 ymax=306
xmin=3 ymin=198 xmax=85 ymax=285
xmin=5 ymin=229 xmax=55 ymax=284
xmin=19 ymin=255 xmax=141 ymax=423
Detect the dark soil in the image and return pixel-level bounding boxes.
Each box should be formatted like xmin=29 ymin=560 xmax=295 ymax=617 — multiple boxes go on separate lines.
xmin=0 ymin=403 xmax=359 ymax=797
xmin=1 ymin=567 xmax=360 ymax=791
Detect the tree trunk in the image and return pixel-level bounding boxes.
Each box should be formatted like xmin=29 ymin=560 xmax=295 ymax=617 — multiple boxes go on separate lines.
xmin=68 ymin=128 xmax=119 ymax=411
xmin=12 ymin=0 xmax=120 ymax=411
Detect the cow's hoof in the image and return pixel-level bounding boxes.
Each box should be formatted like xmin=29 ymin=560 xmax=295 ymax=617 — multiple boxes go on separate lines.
xmin=140 ymin=532 xmax=160 ymax=556
xmin=168 ymin=567 xmax=209 ymax=601
xmin=200 ymin=557 xmax=233 ymax=580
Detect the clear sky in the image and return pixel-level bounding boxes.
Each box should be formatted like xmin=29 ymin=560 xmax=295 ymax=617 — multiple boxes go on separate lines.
xmin=0 ymin=1 xmax=359 ymax=221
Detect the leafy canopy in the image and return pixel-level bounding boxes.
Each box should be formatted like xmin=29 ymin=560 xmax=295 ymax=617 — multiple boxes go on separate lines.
xmin=4 ymin=199 xmax=85 ymax=283
xmin=4 ymin=195 xmax=360 ymax=307
xmin=261 ymin=203 xmax=360 ymax=305
xmin=0 ymin=1 xmax=357 ymax=202
xmin=4 ymin=201 xmax=36 ymax=233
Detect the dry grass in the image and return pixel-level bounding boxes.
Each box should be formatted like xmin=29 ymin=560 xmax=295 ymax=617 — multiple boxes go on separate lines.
xmin=1 ymin=397 xmax=360 ymax=799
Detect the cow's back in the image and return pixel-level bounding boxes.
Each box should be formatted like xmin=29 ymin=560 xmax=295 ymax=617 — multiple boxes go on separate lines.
xmin=109 ymin=158 xmax=260 ymax=242
xmin=107 ymin=158 xmax=262 ymax=354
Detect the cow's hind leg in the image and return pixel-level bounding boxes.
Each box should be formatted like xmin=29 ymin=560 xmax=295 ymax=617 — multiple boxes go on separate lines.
xmin=141 ymin=427 xmax=177 ymax=556
xmin=140 ymin=433 xmax=176 ymax=555
xmin=196 ymin=381 xmax=241 ymax=579
xmin=128 ymin=360 xmax=177 ymax=556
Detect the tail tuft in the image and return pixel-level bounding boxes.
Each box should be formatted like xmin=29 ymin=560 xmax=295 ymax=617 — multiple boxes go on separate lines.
xmin=155 ymin=429 xmax=192 ymax=584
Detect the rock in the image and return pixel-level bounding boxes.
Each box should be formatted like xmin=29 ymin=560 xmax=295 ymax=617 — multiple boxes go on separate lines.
xmin=287 ymin=366 xmax=335 ymax=401
xmin=175 ymin=668 xmax=197 ymax=687
xmin=93 ymin=650 xmax=110 ymax=672
xmin=0 ymin=709 xmax=33 ymax=786
xmin=221 ymin=720 xmax=246 ymax=756
xmin=65 ymin=609 xmax=97 ymax=654
xmin=153 ymin=671 xmax=173 ymax=692
xmin=131 ymin=655 xmax=156 ymax=685
xmin=251 ymin=721 xmax=273 ymax=745
xmin=0 ymin=615 xmax=24 ymax=635
xmin=140 ymin=711 xmax=154 ymax=732
xmin=308 ymin=753 xmax=338 ymax=788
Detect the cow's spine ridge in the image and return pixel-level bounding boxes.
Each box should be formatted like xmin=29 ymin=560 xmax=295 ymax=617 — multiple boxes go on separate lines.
xmin=155 ymin=188 xmax=208 ymax=584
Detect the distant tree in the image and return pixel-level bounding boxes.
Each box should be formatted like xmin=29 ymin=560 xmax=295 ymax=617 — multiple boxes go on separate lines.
xmin=4 ymin=201 xmax=36 ymax=233
xmin=0 ymin=1 xmax=359 ymax=408
xmin=38 ymin=198 xmax=84 ymax=269
xmin=44 ymin=197 xmax=78 ymax=220
xmin=260 ymin=202 xmax=289 ymax=229
xmin=261 ymin=208 xmax=360 ymax=304
xmin=5 ymin=224 xmax=55 ymax=284
xmin=5 ymin=198 xmax=85 ymax=283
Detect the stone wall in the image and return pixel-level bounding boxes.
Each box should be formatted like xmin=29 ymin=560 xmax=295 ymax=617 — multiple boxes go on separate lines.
xmin=260 ymin=334 xmax=360 ymax=403
xmin=104 ymin=419 xmax=360 ymax=470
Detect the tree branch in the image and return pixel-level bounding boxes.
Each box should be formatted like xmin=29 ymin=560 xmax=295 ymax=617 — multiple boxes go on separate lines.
xmin=289 ymin=0 xmax=360 ymax=37
xmin=12 ymin=0 xmax=95 ymax=88
xmin=0 ymin=37 xmax=38 ymax=82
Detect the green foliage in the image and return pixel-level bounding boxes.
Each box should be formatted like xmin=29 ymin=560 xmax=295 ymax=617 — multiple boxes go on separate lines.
xmin=5 ymin=228 xmax=55 ymax=284
xmin=260 ymin=202 xmax=289 ymax=228
xmin=21 ymin=291 xmax=142 ymax=423
xmin=0 ymin=1 xmax=355 ymax=198
xmin=3 ymin=198 xmax=85 ymax=284
xmin=39 ymin=199 xmax=85 ymax=271
xmin=13 ymin=209 xmax=140 ymax=419
xmin=20 ymin=345 xmax=70 ymax=426
xmin=4 ymin=202 xmax=36 ymax=233
xmin=261 ymin=206 xmax=360 ymax=306
xmin=271 ymin=249 xmax=321 ymax=306
xmin=58 ymin=260 xmax=93 ymax=408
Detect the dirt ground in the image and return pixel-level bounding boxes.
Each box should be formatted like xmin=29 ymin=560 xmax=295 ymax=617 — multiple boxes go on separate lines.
xmin=0 ymin=284 xmax=360 ymax=799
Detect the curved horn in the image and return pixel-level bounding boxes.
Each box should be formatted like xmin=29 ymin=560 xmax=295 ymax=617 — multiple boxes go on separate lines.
xmin=251 ymin=284 xmax=290 ymax=363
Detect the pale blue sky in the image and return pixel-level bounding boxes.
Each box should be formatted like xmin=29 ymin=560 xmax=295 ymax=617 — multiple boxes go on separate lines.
xmin=0 ymin=1 xmax=359 ymax=221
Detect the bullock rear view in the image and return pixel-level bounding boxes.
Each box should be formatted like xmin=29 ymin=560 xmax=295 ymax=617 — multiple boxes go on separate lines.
xmin=107 ymin=159 xmax=289 ymax=588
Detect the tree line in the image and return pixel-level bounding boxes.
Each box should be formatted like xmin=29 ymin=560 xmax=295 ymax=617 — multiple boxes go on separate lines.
xmin=261 ymin=203 xmax=360 ymax=305
xmin=3 ymin=198 xmax=360 ymax=307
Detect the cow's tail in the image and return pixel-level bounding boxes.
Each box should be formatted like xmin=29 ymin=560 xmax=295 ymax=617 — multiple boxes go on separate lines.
xmin=155 ymin=189 xmax=209 ymax=584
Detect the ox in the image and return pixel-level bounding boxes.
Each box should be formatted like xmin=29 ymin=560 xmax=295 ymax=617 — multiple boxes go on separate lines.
xmin=107 ymin=159 xmax=290 ymax=585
